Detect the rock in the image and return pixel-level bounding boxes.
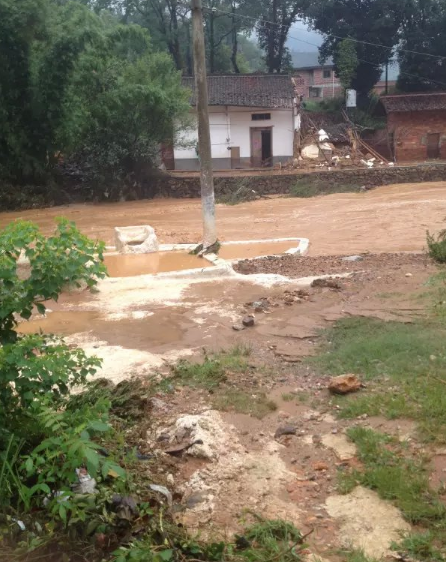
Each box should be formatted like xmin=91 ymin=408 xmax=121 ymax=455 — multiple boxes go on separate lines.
xmin=405 ymin=273 xmax=413 ymax=277
xmin=114 ymin=225 xmax=159 ymax=254
xmin=311 ymin=278 xmax=342 ymax=290
xmin=167 ymin=473 xmax=175 ymax=485
xmin=342 ymin=255 xmax=363 ymax=262
xmin=242 ymin=315 xmax=255 ymax=327
xmin=274 ymin=425 xmax=298 ymax=439
xmin=321 ymin=434 xmax=356 ymax=461
xmin=328 ymin=374 xmax=361 ymax=395
xmin=312 ymin=461 xmax=329 ymax=471
xmin=185 ymin=491 xmax=207 ymax=509
xmin=232 ymin=323 xmax=245 ymax=331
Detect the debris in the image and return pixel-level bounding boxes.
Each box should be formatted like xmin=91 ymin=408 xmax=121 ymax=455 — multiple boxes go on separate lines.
xmin=112 ymin=494 xmax=139 ymax=520
xmin=242 ymin=315 xmax=255 ymax=327
xmin=274 ymin=425 xmax=298 ymax=439
xmin=311 ymin=278 xmax=342 ymax=290
xmin=72 ymin=467 xmax=97 ymax=494
xmin=342 ymin=255 xmax=363 ymax=262
xmin=328 ymin=374 xmax=362 ymax=395
xmin=165 ymin=439 xmax=204 ymax=457
xmin=149 ymin=484 xmax=173 ymax=507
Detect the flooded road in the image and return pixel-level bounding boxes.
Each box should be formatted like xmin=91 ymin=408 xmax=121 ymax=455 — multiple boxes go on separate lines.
xmin=1 ymin=181 xmax=446 ymax=255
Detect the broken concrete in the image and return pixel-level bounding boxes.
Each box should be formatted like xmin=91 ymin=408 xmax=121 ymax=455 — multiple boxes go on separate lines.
xmin=325 ymin=486 xmax=411 ymax=558
xmin=114 ymin=225 xmax=159 ymax=254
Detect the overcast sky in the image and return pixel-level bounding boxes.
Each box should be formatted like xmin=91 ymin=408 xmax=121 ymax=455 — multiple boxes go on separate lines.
xmin=288 ymin=22 xmax=323 ymax=52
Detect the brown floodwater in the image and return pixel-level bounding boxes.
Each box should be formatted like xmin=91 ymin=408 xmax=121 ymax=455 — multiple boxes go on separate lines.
xmin=219 ymin=240 xmax=296 ymax=260
xmin=2 ymin=181 xmax=446 ymax=255
xmin=103 ymin=251 xmax=212 ymax=277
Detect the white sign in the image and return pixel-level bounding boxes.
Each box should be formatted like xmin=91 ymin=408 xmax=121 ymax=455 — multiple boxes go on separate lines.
xmin=346 ymin=89 xmax=357 ymax=108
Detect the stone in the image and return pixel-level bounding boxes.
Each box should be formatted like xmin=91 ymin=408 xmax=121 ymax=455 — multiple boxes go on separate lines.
xmin=328 ymin=374 xmax=361 ymax=395
xmin=232 ymin=324 xmax=245 ymax=331
xmin=114 ymin=225 xmax=159 ymax=254
xmin=274 ymin=425 xmax=298 ymax=439
xmin=242 ymin=315 xmax=255 ymax=327
xmin=311 ymin=278 xmax=342 ymax=290
xmin=321 ymin=434 xmax=356 ymax=461
xmin=342 ymin=255 xmax=363 ymax=262
xmin=312 ymin=461 xmax=329 ymax=471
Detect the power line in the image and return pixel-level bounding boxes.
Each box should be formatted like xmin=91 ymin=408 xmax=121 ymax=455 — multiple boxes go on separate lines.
xmin=204 ymin=5 xmax=446 ymax=62
xmin=202 ymin=5 xmax=446 ymax=88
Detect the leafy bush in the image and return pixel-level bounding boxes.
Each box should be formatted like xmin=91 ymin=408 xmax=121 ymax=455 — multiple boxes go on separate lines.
xmin=427 ymin=228 xmax=446 ymax=263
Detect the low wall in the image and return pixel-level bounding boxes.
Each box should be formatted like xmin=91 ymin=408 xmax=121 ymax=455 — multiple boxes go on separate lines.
xmin=151 ymin=163 xmax=446 ymax=198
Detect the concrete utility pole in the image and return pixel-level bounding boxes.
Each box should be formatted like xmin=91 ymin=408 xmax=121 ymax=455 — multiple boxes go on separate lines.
xmin=191 ymin=0 xmax=217 ymax=249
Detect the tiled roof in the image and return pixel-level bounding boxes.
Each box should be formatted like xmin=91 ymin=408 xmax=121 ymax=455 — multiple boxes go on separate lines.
xmin=381 ymin=92 xmax=446 ymax=112
xmin=182 ymin=74 xmax=295 ymax=108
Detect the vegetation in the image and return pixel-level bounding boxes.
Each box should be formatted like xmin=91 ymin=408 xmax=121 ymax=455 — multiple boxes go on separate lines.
xmin=336 ymin=39 xmax=359 ymax=91
xmin=216 ymin=179 xmax=261 ymax=205
xmin=338 ymin=427 xmax=445 ymax=524
xmin=310 ymin=315 xmax=446 ymax=442
xmin=427 ymin=227 xmax=446 ymax=263
xmin=290 ymin=179 xmax=363 ymax=198
xmin=0 ymin=0 xmax=189 ymax=200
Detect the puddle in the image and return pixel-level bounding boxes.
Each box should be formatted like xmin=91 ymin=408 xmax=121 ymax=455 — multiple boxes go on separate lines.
xmin=219 ymin=241 xmax=296 ymax=260
xmin=104 ymin=251 xmax=212 ymax=277
xmin=17 ymin=311 xmax=100 ymax=335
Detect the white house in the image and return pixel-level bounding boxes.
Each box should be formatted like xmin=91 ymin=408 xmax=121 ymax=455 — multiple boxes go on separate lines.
xmin=172 ymin=74 xmax=298 ymax=170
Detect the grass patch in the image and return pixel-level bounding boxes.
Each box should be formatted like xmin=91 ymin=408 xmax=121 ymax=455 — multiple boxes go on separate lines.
xmin=392 ymin=531 xmax=445 ymax=561
xmin=216 ymin=179 xmax=259 ymax=205
xmin=310 ymin=316 xmax=446 ymax=442
xmin=338 ymin=427 xmax=446 ymax=525
xmin=339 ymin=550 xmax=380 ymax=562
xmin=427 ymin=228 xmax=446 ymax=263
xmin=170 ymin=345 xmax=251 ymax=390
xmin=281 ymin=393 xmax=295 ymax=402
xmin=213 ymin=389 xmax=277 ymax=419
xmin=290 ymin=179 xmax=362 ymax=198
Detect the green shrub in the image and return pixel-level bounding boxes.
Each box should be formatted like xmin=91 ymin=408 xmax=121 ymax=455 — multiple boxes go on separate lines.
xmin=427 ymin=228 xmax=446 ymax=263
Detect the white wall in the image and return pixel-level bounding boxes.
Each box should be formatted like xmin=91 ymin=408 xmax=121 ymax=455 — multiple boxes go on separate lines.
xmin=174 ymin=106 xmax=294 ymax=163
xmin=228 ymin=106 xmax=294 ymax=159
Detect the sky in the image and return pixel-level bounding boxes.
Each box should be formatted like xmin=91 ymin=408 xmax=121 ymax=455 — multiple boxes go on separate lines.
xmin=287 ymin=21 xmax=323 ymax=52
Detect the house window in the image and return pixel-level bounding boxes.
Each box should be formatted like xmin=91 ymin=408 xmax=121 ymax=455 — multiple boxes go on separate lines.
xmin=252 ymin=113 xmax=271 ymax=121
xmin=309 ymin=87 xmax=322 ymax=98
xmin=323 ymin=69 xmax=331 ymax=79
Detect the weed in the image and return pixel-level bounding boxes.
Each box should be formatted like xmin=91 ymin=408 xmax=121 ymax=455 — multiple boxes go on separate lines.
xmin=339 ymin=427 xmax=446 ymax=525
xmin=212 ymin=390 xmax=277 ymax=419
xmin=216 ymin=179 xmax=259 ymax=205
xmin=392 ymin=532 xmax=445 ymax=561
xmin=427 ymin=228 xmax=446 ymax=263
xmin=290 ymin=179 xmax=362 ymax=198
xmin=281 ymin=393 xmax=295 ymax=402
xmin=339 ymin=549 xmax=380 ymax=562
xmin=170 ymin=346 xmax=251 ymax=390
xmin=310 ymin=316 xmax=446 ymax=442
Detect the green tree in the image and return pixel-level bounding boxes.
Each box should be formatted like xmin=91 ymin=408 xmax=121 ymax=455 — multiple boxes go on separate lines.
xmin=397 ymin=0 xmax=446 ymax=92
xmin=306 ymin=0 xmax=406 ymax=98
xmin=336 ymin=38 xmax=358 ymax=90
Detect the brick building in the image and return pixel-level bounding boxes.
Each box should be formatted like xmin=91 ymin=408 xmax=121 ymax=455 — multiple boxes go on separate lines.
xmin=291 ymin=53 xmax=343 ymax=100
xmin=381 ymin=92 xmax=446 ymax=162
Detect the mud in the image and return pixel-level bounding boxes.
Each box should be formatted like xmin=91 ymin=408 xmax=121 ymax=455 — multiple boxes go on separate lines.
xmin=2 ymin=181 xmax=446 ymax=255
xmin=103 ymin=251 xmax=212 ymax=277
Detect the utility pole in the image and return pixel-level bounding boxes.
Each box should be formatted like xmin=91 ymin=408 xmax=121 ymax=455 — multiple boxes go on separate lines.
xmin=191 ymin=0 xmax=217 ymax=249
xmin=385 ymin=61 xmax=389 ymax=95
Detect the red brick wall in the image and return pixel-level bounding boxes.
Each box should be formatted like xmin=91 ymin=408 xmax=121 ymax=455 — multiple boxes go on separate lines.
xmin=293 ymin=68 xmax=343 ymax=100
xmin=388 ymin=110 xmax=446 ymax=161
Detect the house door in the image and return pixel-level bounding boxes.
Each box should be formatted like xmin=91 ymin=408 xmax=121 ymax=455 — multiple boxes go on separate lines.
xmin=251 ymin=128 xmax=273 ymax=167
xmin=230 ymin=146 xmax=240 ymax=169
xmin=427 ymin=133 xmax=440 ymax=159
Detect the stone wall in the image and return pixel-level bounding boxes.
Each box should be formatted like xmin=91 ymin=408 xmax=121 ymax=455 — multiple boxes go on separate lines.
xmin=150 ymin=163 xmax=446 ymax=199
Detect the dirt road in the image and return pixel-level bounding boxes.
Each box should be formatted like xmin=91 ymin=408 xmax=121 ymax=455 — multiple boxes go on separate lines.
xmin=1 ymin=181 xmax=446 ymax=254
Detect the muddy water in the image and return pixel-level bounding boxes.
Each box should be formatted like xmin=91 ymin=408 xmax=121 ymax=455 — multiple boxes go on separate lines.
xmin=103 ymin=251 xmax=212 ymax=277
xmin=219 ymin=240 xmax=296 ymax=260
xmin=2 ymin=182 xmax=446 ymax=256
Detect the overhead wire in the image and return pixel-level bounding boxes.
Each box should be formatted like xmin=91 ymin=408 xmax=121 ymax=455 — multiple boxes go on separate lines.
xmin=200 ymin=5 xmax=446 ymax=88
